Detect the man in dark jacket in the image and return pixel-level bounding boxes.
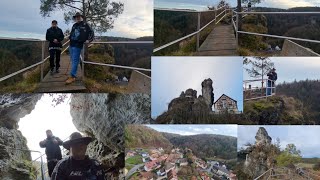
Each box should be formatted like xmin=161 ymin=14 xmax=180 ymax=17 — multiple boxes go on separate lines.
xmin=51 ymin=132 xmax=105 ymax=180
xmin=267 ymin=68 xmax=277 ymax=96
xmin=46 ymin=20 xmax=65 ymax=74
xmin=39 ymin=130 xmax=63 ymax=177
xmin=66 ymin=12 xmax=94 ymax=85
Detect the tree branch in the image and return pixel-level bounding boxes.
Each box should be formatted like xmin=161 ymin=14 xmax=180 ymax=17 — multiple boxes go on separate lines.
xmin=63 ymin=3 xmax=83 ymax=12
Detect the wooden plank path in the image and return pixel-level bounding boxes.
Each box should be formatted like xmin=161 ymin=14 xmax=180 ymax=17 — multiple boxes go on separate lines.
xmin=36 ymin=54 xmax=86 ymax=93
xmin=195 ymin=24 xmax=237 ymax=56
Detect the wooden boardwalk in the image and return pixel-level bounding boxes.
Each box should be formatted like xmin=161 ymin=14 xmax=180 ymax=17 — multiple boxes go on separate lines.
xmin=195 ymin=24 xmax=237 ymax=56
xmin=36 ymin=54 xmax=86 ymax=93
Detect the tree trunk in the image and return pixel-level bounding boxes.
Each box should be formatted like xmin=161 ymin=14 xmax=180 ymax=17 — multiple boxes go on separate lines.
xmin=82 ymin=0 xmax=89 ymax=63
xmin=237 ymin=0 xmax=242 ymax=30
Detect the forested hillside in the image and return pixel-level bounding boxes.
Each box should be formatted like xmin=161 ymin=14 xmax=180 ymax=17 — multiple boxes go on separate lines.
xmin=257 ymin=7 xmax=320 ymax=53
xmin=125 ymin=125 xmax=237 ymax=160
xmin=125 ymin=125 xmax=173 ymax=149
xmin=163 ymin=133 xmax=237 ymax=160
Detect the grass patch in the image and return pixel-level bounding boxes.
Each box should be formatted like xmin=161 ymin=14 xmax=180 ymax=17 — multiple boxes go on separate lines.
xmin=0 ymin=62 xmax=50 ymax=93
xmin=126 ymin=155 xmax=143 ymax=165
xmin=83 ymin=78 xmax=128 ymax=93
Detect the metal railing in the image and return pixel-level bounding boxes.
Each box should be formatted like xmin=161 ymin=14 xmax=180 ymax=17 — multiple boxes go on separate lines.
xmin=6 ymin=147 xmax=45 ymax=180
xmin=232 ymin=10 xmax=320 ymax=49
xmin=153 ymin=5 xmax=230 ymax=53
xmin=0 ymin=37 xmax=70 ymax=83
xmin=0 ymin=38 xmax=152 ymax=87
xmin=81 ymin=41 xmax=153 ymax=79
xmin=243 ymin=79 xmax=276 ymax=101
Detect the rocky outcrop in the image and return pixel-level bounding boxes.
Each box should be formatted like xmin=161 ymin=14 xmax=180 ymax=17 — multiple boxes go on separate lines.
xmin=0 ymin=94 xmax=41 ymax=180
xmin=0 ymin=127 xmax=35 ymax=180
xmin=255 ymin=127 xmax=272 ymax=146
xmin=70 ymin=93 xmax=151 ymax=179
xmin=239 ymin=127 xmax=279 ymax=179
xmin=201 ymin=78 xmax=214 ymax=108
xmin=0 ymin=94 xmax=41 ymax=129
xmin=244 ymin=95 xmax=307 ymax=125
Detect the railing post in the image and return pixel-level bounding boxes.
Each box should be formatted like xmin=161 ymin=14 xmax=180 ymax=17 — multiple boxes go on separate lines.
xmin=236 ymin=12 xmax=239 ymax=49
xmin=41 ymin=41 xmax=45 ymax=81
xmin=215 ymin=8 xmax=217 ymax=22
xmin=197 ymin=12 xmax=201 ymax=51
xmin=82 ymin=44 xmax=85 ymax=79
xmin=40 ymin=155 xmax=44 ymax=180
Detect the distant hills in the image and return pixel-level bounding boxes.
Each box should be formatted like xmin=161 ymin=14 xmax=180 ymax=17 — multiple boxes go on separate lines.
xmin=255 ymin=7 xmax=320 ymax=53
xmin=125 ymin=125 xmax=237 ymax=160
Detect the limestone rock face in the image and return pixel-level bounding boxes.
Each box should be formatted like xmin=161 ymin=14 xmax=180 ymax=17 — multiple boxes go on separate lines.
xmin=0 ymin=94 xmax=41 ymax=129
xmin=239 ymin=127 xmax=278 ymax=179
xmin=201 ymin=78 xmax=214 ymax=108
xmin=185 ymin=89 xmax=197 ymax=98
xmin=0 ymin=127 xmax=35 ymax=180
xmin=0 ymin=94 xmax=40 ymax=180
xmin=70 ymin=93 xmax=151 ymax=179
xmin=255 ymin=127 xmax=272 ymax=146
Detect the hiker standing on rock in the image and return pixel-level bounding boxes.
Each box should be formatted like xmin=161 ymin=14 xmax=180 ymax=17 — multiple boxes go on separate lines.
xmin=39 ymin=130 xmax=63 ymax=177
xmin=51 ymin=132 xmax=105 ymax=180
xmin=46 ymin=20 xmax=65 ymax=75
xmin=66 ymin=12 xmax=94 ymax=85
xmin=248 ymin=1 xmax=252 ymax=12
xmin=267 ymin=68 xmax=277 ymax=96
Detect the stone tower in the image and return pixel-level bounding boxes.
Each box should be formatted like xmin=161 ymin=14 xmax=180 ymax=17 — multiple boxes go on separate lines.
xmin=201 ymin=78 xmax=214 ymax=109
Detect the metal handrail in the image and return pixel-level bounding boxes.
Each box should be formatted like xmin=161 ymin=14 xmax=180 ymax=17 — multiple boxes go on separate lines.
xmin=243 ymin=79 xmax=276 ymax=101
xmin=154 ymin=5 xmax=229 ymax=53
xmin=0 ymin=39 xmax=152 ymax=85
xmin=81 ymin=41 xmax=152 ymax=80
xmin=254 ymin=168 xmax=273 ymax=180
xmin=6 ymin=147 xmax=45 ymax=180
xmin=90 ymin=41 xmax=153 ymax=44
xmin=233 ymin=10 xmax=320 ymax=50
xmin=154 ymin=5 xmax=227 ymax=13
xmin=0 ymin=38 xmax=70 ymax=83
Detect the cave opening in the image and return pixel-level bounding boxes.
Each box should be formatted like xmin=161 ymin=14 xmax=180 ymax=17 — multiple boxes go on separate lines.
xmin=18 ymin=94 xmax=77 ymax=161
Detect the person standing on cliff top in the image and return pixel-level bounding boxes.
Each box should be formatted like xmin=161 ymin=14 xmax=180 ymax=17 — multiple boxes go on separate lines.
xmin=248 ymin=1 xmax=252 ymax=12
xmin=66 ymin=12 xmax=94 ymax=85
xmin=39 ymin=130 xmax=63 ymax=177
xmin=51 ymin=132 xmax=105 ymax=180
xmin=46 ymin=20 xmax=65 ymax=75
xmin=267 ymin=68 xmax=277 ymax=96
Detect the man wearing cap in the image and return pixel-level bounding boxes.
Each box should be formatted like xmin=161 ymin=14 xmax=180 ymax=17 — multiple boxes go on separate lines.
xmin=51 ymin=132 xmax=105 ymax=179
xmin=39 ymin=130 xmax=63 ymax=177
xmin=267 ymin=68 xmax=277 ymax=96
xmin=66 ymin=12 xmax=94 ymax=84
xmin=46 ymin=20 xmax=65 ymax=75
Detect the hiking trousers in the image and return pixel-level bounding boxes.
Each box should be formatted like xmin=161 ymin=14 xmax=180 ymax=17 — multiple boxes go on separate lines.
xmin=49 ymin=49 xmax=61 ymax=70
xmin=47 ymin=160 xmax=59 ymax=177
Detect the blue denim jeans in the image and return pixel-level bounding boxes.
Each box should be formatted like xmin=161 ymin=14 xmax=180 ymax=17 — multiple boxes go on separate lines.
xmin=69 ymin=46 xmax=82 ymax=78
xmin=267 ymin=80 xmax=272 ymax=96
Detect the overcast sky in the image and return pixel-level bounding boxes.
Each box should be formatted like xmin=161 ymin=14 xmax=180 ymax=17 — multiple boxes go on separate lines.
xmin=0 ymin=0 xmax=153 ymax=40
xmin=258 ymin=0 xmax=320 ymax=9
xmin=238 ymin=125 xmax=320 ymax=158
xmin=18 ymin=94 xmax=78 ymax=161
xmin=244 ymin=57 xmax=320 ymax=88
xmin=152 ymin=57 xmax=243 ymax=118
xmin=146 ymin=125 xmax=237 ymax=137
xmin=155 ymin=0 xmax=320 ymax=10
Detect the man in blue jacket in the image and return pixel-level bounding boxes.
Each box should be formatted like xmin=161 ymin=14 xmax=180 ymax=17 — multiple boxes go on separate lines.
xmin=66 ymin=12 xmax=94 ymax=85
xmin=46 ymin=20 xmax=64 ymax=74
